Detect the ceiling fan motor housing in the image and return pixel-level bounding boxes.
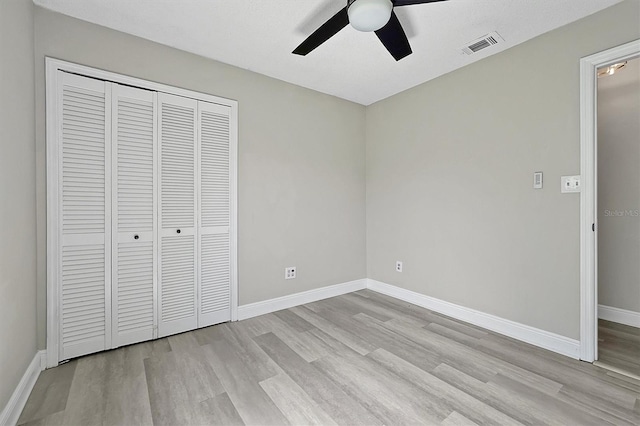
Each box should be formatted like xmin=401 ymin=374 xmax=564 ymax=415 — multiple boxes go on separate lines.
xmin=347 ymin=0 xmax=394 ymax=32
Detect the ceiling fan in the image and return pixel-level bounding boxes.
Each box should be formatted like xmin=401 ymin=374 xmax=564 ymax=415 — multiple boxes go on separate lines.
xmin=293 ymin=0 xmax=448 ymax=61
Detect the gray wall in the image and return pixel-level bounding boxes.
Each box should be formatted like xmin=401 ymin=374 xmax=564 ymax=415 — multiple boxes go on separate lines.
xmin=598 ymin=57 xmax=640 ymax=314
xmin=34 ymin=7 xmax=367 ymax=348
xmin=366 ymin=0 xmax=640 ymax=340
xmin=0 ymin=0 xmax=37 ymax=411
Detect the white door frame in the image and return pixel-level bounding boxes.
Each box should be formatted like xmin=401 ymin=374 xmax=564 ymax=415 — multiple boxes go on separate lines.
xmin=579 ymin=39 xmax=640 ymax=362
xmin=45 ymin=58 xmax=239 ymax=368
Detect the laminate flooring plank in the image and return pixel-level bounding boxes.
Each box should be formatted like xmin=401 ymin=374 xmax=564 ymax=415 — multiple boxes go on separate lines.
xmin=19 ymin=411 xmax=66 ymax=426
xmin=144 ymin=351 xmax=213 ymax=426
xmin=62 ymin=347 xmax=153 ymax=426
xmin=555 ymin=381 xmax=640 ymax=425
xmin=304 ymin=327 xmax=365 ymax=359
xmin=134 ymin=336 xmax=172 ymax=359
xmin=475 ymin=335 xmax=639 ymax=409
xmin=253 ymin=332 xmax=383 ymax=425
xmin=367 ymin=348 xmax=523 ymax=426
xmin=243 ymin=312 xmax=330 ymax=362
xmin=354 ymin=314 xmax=496 ymax=382
xmin=425 ymin=322 xmax=483 ymax=347
xmin=601 ymin=370 xmax=640 ymax=394
xmin=487 ymin=373 xmax=610 ymax=426
xmin=312 ymin=303 xmax=447 ymax=373
xmin=201 ymin=340 xmax=288 ymax=426
xmin=259 ymin=373 xmax=337 ymax=426
xmin=312 ymin=295 xmax=394 ymax=322
xmin=598 ymin=320 xmax=640 ymax=377
xmin=432 ymin=363 xmax=566 ymax=426
xmin=273 ymin=309 xmax=315 ymax=332
xmin=441 ymin=411 xmax=479 ymax=426
xmin=289 ymin=305 xmax=377 ymax=355
xmin=199 ymin=392 xmax=245 ymax=426
xmin=212 ymin=322 xmax=283 ymax=382
xmin=167 ymin=331 xmax=202 ymax=353
xmin=354 ymin=290 xmax=489 ymax=339
xmin=313 ymin=353 xmax=449 ymax=424
xmin=341 ymin=292 xmax=429 ymax=328
xmin=102 ymin=344 xmax=155 ymax=426
xmin=17 ymin=360 xmax=76 ymax=424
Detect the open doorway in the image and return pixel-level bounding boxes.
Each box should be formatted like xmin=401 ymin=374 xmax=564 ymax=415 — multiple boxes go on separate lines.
xmin=596 ymin=56 xmax=640 ymax=377
xmin=579 ymin=39 xmax=640 ymax=366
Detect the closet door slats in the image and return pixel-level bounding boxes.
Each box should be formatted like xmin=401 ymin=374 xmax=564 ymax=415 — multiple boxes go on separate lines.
xmin=111 ymin=85 xmax=157 ymax=348
xmin=158 ymin=93 xmax=198 ymax=337
xmin=58 ymin=72 xmax=111 ymax=360
xmin=198 ymin=102 xmax=232 ymax=327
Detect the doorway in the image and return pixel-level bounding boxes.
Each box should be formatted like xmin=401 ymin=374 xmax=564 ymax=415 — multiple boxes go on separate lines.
xmin=579 ymin=39 xmax=640 ymax=368
xmin=596 ymin=56 xmax=640 ymax=377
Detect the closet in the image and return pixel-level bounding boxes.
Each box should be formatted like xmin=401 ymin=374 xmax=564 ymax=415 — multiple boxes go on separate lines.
xmin=48 ymin=66 xmax=236 ymax=364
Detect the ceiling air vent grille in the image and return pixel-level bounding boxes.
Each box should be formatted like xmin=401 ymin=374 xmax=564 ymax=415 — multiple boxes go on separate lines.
xmin=461 ymin=32 xmax=503 ymax=55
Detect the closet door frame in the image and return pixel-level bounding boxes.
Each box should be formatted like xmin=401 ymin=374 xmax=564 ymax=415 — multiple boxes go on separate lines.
xmin=46 ymin=58 xmax=238 ymax=368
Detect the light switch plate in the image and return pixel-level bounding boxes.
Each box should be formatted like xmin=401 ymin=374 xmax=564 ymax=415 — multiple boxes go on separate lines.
xmin=561 ymin=175 xmax=581 ymax=193
xmin=533 ymin=172 xmax=543 ymax=189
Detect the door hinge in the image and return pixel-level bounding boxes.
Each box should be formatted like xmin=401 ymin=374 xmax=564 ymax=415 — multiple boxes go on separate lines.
xmin=592 ymin=223 xmax=595 ymax=232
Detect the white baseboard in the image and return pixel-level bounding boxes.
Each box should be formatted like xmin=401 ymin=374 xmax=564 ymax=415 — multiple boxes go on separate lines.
xmin=235 ymin=277 xmax=580 ymax=360
xmin=366 ymin=279 xmax=580 ymax=359
xmin=237 ymin=279 xmax=368 ymax=320
xmin=0 ymin=350 xmax=46 ymax=426
xmin=599 ymin=304 xmax=640 ymax=328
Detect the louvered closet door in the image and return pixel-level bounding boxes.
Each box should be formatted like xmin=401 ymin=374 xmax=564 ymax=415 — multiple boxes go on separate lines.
xmin=57 ymin=72 xmax=111 ymax=360
xmin=158 ymin=93 xmax=198 ymax=337
xmin=198 ymin=101 xmax=232 ymax=327
xmin=111 ymin=85 xmax=157 ymax=347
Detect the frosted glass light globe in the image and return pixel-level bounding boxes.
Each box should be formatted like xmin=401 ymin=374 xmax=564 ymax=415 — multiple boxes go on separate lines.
xmin=348 ymin=0 xmax=393 ymax=32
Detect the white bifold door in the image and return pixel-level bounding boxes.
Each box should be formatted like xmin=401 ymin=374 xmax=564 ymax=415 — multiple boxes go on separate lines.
xmin=52 ymin=71 xmax=233 ymax=362
xmin=57 ymin=72 xmax=112 ymax=361
xmin=157 ymin=94 xmax=232 ymax=337
xmin=111 ymin=84 xmax=158 ymax=348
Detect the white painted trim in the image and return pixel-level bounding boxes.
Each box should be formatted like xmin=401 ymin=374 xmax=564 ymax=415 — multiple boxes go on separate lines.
xmin=44 ymin=58 xmax=238 ymax=109
xmin=45 ymin=58 xmax=239 ymax=366
xmin=45 ymin=60 xmax=60 ymax=369
xmin=367 ymin=279 xmax=581 ymax=359
xmin=0 ymin=351 xmax=46 ymax=426
xmin=237 ymin=279 xmax=368 ymax=320
xmin=579 ymin=39 xmax=640 ymax=362
xmin=599 ymin=305 xmax=640 ymax=328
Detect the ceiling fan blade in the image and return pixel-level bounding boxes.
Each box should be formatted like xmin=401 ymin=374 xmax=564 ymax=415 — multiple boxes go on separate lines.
xmin=374 ymin=11 xmax=412 ymax=61
xmin=293 ymin=7 xmax=349 ymax=56
xmin=393 ymin=0 xmax=448 ymax=6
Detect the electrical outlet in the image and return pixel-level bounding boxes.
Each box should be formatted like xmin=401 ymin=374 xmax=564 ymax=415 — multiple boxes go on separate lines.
xmin=285 ymin=266 xmax=296 ymax=280
xmin=396 ymin=261 xmax=403 ymax=273
xmin=561 ymin=175 xmax=581 ymax=193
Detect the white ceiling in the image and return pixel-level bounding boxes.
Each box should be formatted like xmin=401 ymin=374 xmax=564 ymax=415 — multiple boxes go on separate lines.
xmin=34 ymin=0 xmax=622 ymax=105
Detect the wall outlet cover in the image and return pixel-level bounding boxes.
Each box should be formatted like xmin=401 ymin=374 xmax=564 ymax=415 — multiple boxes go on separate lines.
xmin=395 ymin=261 xmax=403 ymax=273
xmin=561 ymin=175 xmax=581 ymax=193
xmin=285 ymin=266 xmax=296 ymax=280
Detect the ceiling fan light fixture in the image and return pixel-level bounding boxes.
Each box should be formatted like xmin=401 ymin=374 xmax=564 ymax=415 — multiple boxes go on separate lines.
xmin=347 ymin=0 xmax=393 ymax=32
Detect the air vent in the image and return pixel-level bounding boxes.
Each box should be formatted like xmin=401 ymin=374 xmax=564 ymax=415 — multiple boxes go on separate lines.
xmin=461 ymin=32 xmax=503 ymax=55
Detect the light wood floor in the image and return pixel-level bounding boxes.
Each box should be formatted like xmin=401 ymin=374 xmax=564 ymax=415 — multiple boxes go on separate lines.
xmin=599 ymin=319 xmax=640 ymax=378
xmin=19 ymin=290 xmax=640 ymax=425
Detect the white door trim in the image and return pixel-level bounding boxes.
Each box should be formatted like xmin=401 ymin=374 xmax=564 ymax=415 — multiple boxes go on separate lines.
xmin=579 ymin=39 xmax=640 ymax=362
xmin=45 ymin=58 xmax=239 ymax=368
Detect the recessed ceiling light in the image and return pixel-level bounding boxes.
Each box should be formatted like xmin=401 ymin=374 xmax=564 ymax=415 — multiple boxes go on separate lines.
xmin=597 ymin=62 xmax=627 ymax=78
